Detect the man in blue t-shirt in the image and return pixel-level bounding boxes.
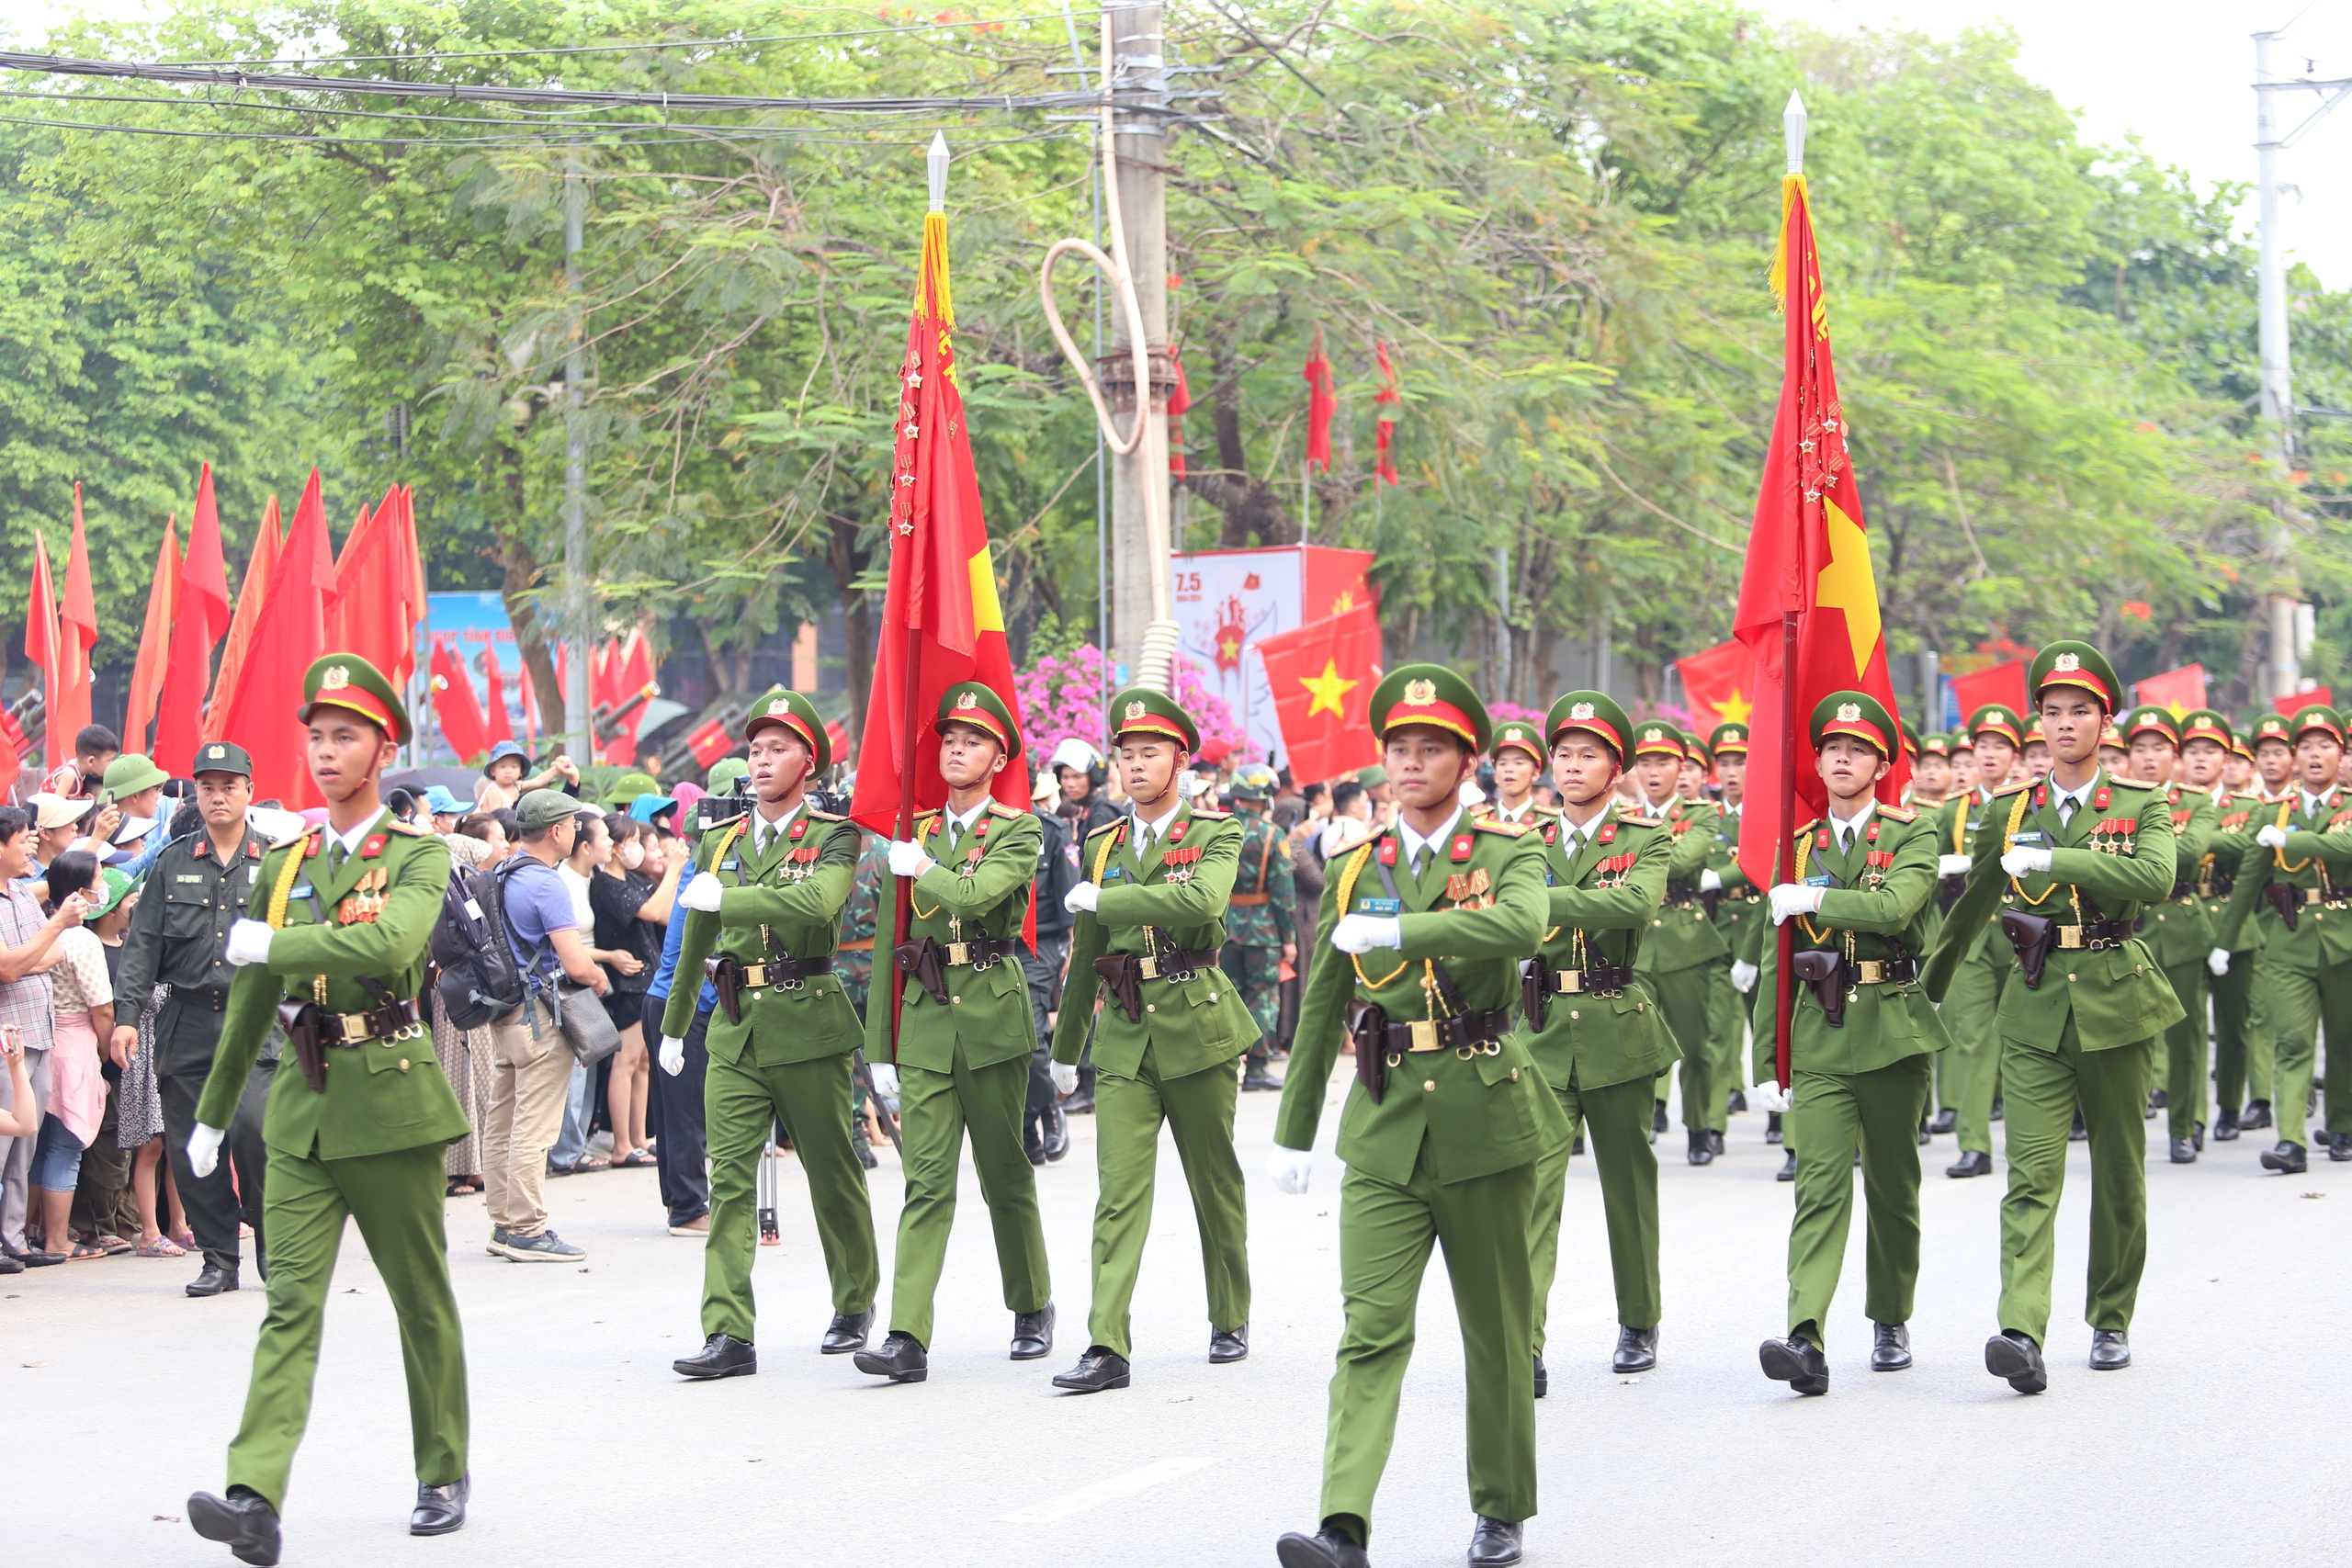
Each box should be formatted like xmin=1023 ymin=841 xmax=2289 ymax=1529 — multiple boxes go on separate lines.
xmin=481 ymin=790 xmax=610 ymax=1262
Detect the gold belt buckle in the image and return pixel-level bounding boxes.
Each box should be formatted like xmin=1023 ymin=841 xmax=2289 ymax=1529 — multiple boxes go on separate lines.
xmin=1855 ymin=960 xmax=1883 ymax=984
xmin=1137 ymin=955 xmax=1161 ymax=980
xmin=741 ymin=964 xmax=768 ymax=987
xmin=2055 ymin=925 xmax=2086 ymax=949
xmin=1556 ymin=970 xmax=1585 ymax=994
xmin=1408 ymin=1020 xmax=1440 ymax=1053
xmin=944 ymin=942 xmax=970 ymax=965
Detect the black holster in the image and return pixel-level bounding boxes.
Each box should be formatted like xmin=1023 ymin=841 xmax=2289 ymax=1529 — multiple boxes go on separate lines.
xmin=1791 ymin=951 xmax=1846 ymax=1028
xmin=893 ymin=940 xmax=952 ymax=1007
xmin=2267 ymin=882 xmax=2301 ymax=932
xmin=708 ymin=955 xmax=746 ymax=1025
xmin=1347 ymin=999 xmax=1388 ymax=1104
xmin=1701 ymin=888 xmax=1723 ymax=919
xmin=1091 ymin=954 xmax=1144 ymax=1024
xmin=1938 ymin=873 xmax=1965 ymax=915
xmin=1518 ymin=957 xmax=1547 ymax=1032
xmin=2000 ymin=909 xmax=2055 ymax=989
xmin=278 ymin=999 xmax=325 ymax=1093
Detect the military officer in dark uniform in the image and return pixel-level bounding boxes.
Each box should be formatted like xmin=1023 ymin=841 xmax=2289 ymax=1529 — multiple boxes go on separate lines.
xmin=1224 ymin=763 xmax=1295 ymax=1092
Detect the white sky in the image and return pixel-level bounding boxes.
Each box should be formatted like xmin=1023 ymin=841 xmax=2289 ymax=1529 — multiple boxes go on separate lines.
xmin=1 ymin=1 xmax=2347 ymax=285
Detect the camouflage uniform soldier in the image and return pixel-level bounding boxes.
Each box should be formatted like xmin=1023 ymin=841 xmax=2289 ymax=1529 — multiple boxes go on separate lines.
xmin=1225 ymin=763 xmax=1296 ymax=1092
xmin=834 ymin=830 xmax=891 ymax=1168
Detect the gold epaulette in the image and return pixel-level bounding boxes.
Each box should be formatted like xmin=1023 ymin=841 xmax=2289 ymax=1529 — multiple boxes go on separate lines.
xmin=386 ymin=818 xmax=430 ymax=836
xmin=987 ymin=800 xmax=1027 ymax=818
xmin=807 ymin=807 xmax=849 ymax=821
xmin=1990 ymin=781 xmax=2032 ymax=798
xmin=1876 ymin=803 xmax=1918 ymax=823
xmin=267 ymin=824 xmax=322 ymax=853
xmin=1618 ymin=812 xmax=1661 ymax=829
xmin=1792 ymin=818 xmax=1822 ymax=839
xmin=1473 ymin=818 xmax=1530 ymax=836
xmin=2107 ymin=776 xmax=2161 ymax=793
xmin=1191 ymin=806 xmax=1233 ymax=818
xmin=910 ymin=807 xmax=942 ymax=823
xmin=1085 ymin=818 xmax=1125 ymax=839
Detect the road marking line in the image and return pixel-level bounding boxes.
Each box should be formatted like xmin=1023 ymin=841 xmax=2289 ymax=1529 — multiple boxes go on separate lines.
xmin=1000 ymin=1457 xmax=1220 ymax=1523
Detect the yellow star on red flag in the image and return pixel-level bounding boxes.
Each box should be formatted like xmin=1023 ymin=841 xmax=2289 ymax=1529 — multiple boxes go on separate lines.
xmin=1300 ymin=658 xmax=1359 ymax=718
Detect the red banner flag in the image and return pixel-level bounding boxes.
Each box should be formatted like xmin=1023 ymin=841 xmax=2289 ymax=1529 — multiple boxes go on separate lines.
xmin=1166 ymin=346 xmax=1193 ymax=479
xmin=1949 ymin=660 xmax=2029 ymax=728
xmin=124 ymin=515 xmax=181 ymax=750
xmin=213 ymin=470 xmax=334 ymax=807
xmin=55 ymin=484 xmax=97 ymax=752
xmin=1256 ymin=603 xmax=1385 ymax=785
xmin=158 ymin=463 xmax=234 ymax=773
xmin=330 ymin=491 xmax=416 ymax=694
xmin=481 ymin=641 xmax=514 ymax=746
xmin=683 ymin=716 xmax=734 ymax=770
xmin=2131 ymin=662 xmax=2206 ymax=719
xmin=1676 ymin=639 xmax=1757 ymax=735
xmin=1373 ymin=341 xmax=1401 ymax=486
xmin=2274 ymin=685 xmax=2334 ymax=717
xmin=1303 ymin=326 xmax=1336 ymax=473
xmin=428 ymin=638 xmax=488 ymax=765
xmin=1729 ymin=167 xmax=1905 ymax=1085
xmin=206 ymin=492 xmax=280 ymax=742
xmin=26 ymin=530 xmax=59 ymax=773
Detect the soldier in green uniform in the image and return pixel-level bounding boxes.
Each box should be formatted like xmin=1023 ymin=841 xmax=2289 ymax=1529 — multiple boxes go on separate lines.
xmin=852 ymin=685 xmax=1053 ymax=1383
xmin=184 ymin=655 xmax=470 ymax=1565
xmin=1224 ymin=762 xmax=1296 ymax=1092
xmin=2216 ymin=704 xmax=2352 ymax=1172
xmin=1928 ymin=641 xmax=2180 ymax=1392
xmin=1750 ymin=693 xmax=1947 ymax=1394
xmin=2118 ymin=705 xmax=2219 ymax=1162
xmin=833 ymin=828 xmax=889 ymax=1170
xmin=2187 ymin=712 xmax=2268 ymax=1142
xmin=1521 ymin=691 xmax=1674 ymax=1387
xmin=1269 ymin=663 xmax=1565 ymax=1568
xmin=1481 ymin=720 xmax=1551 ymax=829
xmin=1048 ymin=687 xmax=1257 ymax=1393
xmin=1627 ymin=723 xmax=1721 ymax=1164
xmin=659 ymin=688 xmax=880 ymax=1380
xmin=1701 ymin=723 xmax=1762 ymax=1143
xmin=2232 ymin=711 xmax=2301 ymax=1135
xmin=1932 ymin=704 xmax=2026 ymax=1179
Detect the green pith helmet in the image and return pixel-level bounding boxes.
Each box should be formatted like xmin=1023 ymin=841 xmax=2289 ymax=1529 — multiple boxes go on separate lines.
xmin=2028 ymin=640 xmax=2120 ymax=716
xmin=1368 ymin=663 xmax=1491 ymax=752
xmin=300 ymin=653 xmax=412 ymax=744
xmin=1810 ymin=691 xmax=1895 ymax=757
xmin=1544 ymin=691 xmax=1633 ymax=761
xmin=1105 ymin=686 xmax=1199 ymax=753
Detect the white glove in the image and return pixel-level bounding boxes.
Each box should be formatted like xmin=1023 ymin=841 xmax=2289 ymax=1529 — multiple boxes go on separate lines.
xmin=1749 ymin=1079 xmax=1792 ymax=1114
xmin=1767 ymin=884 xmax=1824 ymax=925
xmin=658 ymin=1034 xmax=685 ymax=1076
xmin=1698 ymin=868 xmax=1723 ymax=893
xmin=2256 ymin=823 xmax=2289 ymax=849
xmin=187 ymin=1122 xmax=226 ymax=1178
xmin=2208 ymin=947 xmax=2233 ymax=978
xmin=1049 ymin=1060 xmax=1079 ymax=1096
xmin=1268 ymin=1145 xmax=1313 ymax=1195
xmin=1331 ymin=913 xmax=1403 ymax=953
xmin=682 ymin=872 xmax=726 ymax=912
xmin=222 ymin=919 xmax=275 ymax=967
xmin=2000 ymin=846 xmax=2053 ymax=877
xmin=887 ymin=839 xmax=928 ymax=877
xmin=1731 ymin=960 xmax=1759 ymax=994
xmin=1062 ymin=882 xmax=1099 ymax=915
xmin=1938 ymin=853 xmax=1974 ymax=878
xmin=869 ymin=1062 xmax=899 ymax=1099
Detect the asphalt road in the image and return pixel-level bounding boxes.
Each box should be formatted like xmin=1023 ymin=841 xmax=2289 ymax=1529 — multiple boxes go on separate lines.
xmin=13 ymin=1071 xmax=2348 ymax=1568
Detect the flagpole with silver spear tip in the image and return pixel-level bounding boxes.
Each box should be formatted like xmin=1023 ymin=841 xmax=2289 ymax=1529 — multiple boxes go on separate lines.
xmin=1772 ymin=89 xmax=1806 ymax=1095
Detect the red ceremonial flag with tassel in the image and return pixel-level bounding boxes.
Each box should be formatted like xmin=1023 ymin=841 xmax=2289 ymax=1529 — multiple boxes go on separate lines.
xmin=124 ymin=516 xmax=181 ymax=750
xmin=213 ymin=470 xmax=334 ymax=807
xmin=1302 ymin=327 xmax=1336 ymax=473
xmin=1729 ymin=149 xmax=1905 ymax=1088
xmin=428 ymin=638 xmax=489 ymax=764
xmin=1373 ymin=341 xmax=1401 ymax=486
xmin=850 ymin=195 xmax=1033 ymax=1058
xmin=27 ymin=530 xmax=61 ymax=773
xmin=158 ymin=464 xmax=233 ymax=775
xmin=56 ymin=484 xmax=98 ymax=752
xmin=206 ymin=492 xmax=281 ymax=742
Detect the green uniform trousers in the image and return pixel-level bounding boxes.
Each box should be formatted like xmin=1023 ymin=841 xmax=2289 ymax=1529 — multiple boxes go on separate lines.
xmin=1786 ymin=1055 xmax=1930 ymax=1345
xmin=1324 ymin=1148 xmax=1539 ymax=1538
xmin=2211 ymin=950 xmax=2271 ymax=1111
xmin=2267 ymin=962 xmax=2352 ymax=1147
xmin=1996 ymin=1022 xmax=2152 ymax=1344
xmin=887 ymin=1046 xmax=1050 ymax=1347
xmin=1942 ymin=944 xmax=2008 ymax=1156
xmin=2161 ymin=960 xmax=2208 ymax=1142
xmin=1087 ymin=1046 xmax=1249 ymax=1358
xmin=1529 ymin=1074 xmax=1659 ymax=1344
xmin=703 ymin=1051 xmax=878 ymax=1342
xmin=1703 ymin=960 xmax=1744 ymax=1132
xmin=226 ymin=1143 xmax=466 ymax=1510
xmin=1650 ymin=964 xmax=1712 ymax=1134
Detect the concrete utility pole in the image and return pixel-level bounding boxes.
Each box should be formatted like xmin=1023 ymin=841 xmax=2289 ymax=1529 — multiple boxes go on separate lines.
xmin=1104 ymin=0 xmax=1170 ymax=686
xmin=563 ymin=152 xmax=593 ymax=752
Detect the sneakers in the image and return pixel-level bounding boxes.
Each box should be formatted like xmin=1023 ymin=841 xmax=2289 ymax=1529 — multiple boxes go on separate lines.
xmin=486 ymin=1227 xmax=509 ymax=1257
xmin=667 ymin=1215 xmax=711 ymax=1237
xmin=497 ymin=1229 xmax=587 ymax=1261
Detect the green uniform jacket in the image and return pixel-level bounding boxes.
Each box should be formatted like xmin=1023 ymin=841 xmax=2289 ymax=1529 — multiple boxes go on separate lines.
xmin=2141 ymin=786 xmax=2218 ymax=964
xmin=661 ymin=805 xmax=864 ymax=1066
xmin=1275 ymin=815 xmax=1567 ymax=1186
xmin=1521 ymin=802 xmax=1679 ymax=1091
xmin=1224 ymin=810 xmax=1295 ymax=947
xmin=1751 ymin=804 xmax=1954 ymax=1074
xmin=1051 ymin=802 xmax=1259 ymax=1080
xmin=1634 ymin=797 xmax=1727 ymax=972
xmin=2214 ymin=787 xmax=2352 ymax=969
xmin=2204 ymin=792 xmax=2268 ymax=956
xmin=196 ymin=814 xmax=466 ymax=1159
xmin=1934 ymin=787 xmax=2006 ymax=964
xmin=863 ymin=803 xmax=1041 ymax=1073
xmin=1926 ymin=772 xmax=2185 ymax=1052
xmin=1707 ymin=801 xmax=1767 ymax=953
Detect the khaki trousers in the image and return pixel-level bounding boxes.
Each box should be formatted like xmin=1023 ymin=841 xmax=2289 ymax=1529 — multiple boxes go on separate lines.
xmin=481 ymin=1000 xmax=572 ymax=1236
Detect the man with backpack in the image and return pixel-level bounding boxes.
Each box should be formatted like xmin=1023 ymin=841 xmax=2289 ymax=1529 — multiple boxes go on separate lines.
xmin=476 ymin=789 xmax=610 ymax=1262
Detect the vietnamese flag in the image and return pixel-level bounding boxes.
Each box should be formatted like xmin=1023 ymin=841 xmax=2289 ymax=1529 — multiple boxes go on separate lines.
xmin=123 ymin=515 xmax=180 ymax=750
xmin=212 ymin=470 xmax=335 ymax=807
xmin=158 ymin=464 xmax=233 ymax=775
xmin=206 ymin=492 xmax=281 ymax=742
xmin=2274 ymin=685 xmax=2333 ymax=718
xmin=1729 ymin=156 xmax=1905 ymax=1085
xmin=428 ymin=638 xmax=489 ymax=764
xmin=55 ymin=484 xmax=98 ymax=754
xmin=1256 ymin=603 xmax=1383 ymax=785
xmin=850 ymin=197 xmax=1032 ymax=1043
xmin=26 ymin=529 xmax=59 ymax=772
xmin=1676 ymin=638 xmax=1757 ymax=736
xmin=2134 ymin=663 xmax=2206 ymax=720
xmin=1950 ymin=660 xmax=2028 ymax=730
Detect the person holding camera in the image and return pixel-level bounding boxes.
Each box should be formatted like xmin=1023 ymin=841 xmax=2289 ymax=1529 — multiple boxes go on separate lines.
xmin=0 ymin=804 xmax=91 ymax=1266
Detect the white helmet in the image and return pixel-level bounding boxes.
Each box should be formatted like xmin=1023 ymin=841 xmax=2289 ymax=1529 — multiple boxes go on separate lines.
xmin=1047 ymin=737 xmax=1101 ymax=775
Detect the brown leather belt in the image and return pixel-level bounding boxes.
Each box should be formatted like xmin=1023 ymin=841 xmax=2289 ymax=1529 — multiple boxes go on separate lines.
xmin=1379 ymin=1009 xmax=1513 ymax=1055
xmin=319 ymin=998 xmax=424 ymax=1047
xmin=2052 ymin=919 xmax=2135 ymax=952
xmin=179 ymin=987 xmax=232 ymax=1012
xmin=837 ymin=937 xmax=876 ymax=953
xmin=1227 ymin=892 xmax=1272 ymax=906
xmin=1536 ymin=964 xmax=1633 ymax=997
xmin=737 ymin=956 xmax=835 ymax=988
xmin=1850 ymin=956 xmax=1920 ymax=985
xmin=1137 ymin=949 xmax=1220 ymax=979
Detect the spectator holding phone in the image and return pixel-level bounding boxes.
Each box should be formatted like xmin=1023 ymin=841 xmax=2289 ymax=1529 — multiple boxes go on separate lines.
xmin=0 ymin=806 xmax=89 ymax=1266
xmin=24 ymin=850 xmax=113 ymax=1264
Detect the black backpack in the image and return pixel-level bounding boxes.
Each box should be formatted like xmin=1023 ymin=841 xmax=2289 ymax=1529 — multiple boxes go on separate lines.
xmin=432 ymin=857 xmax=535 ymax=1030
